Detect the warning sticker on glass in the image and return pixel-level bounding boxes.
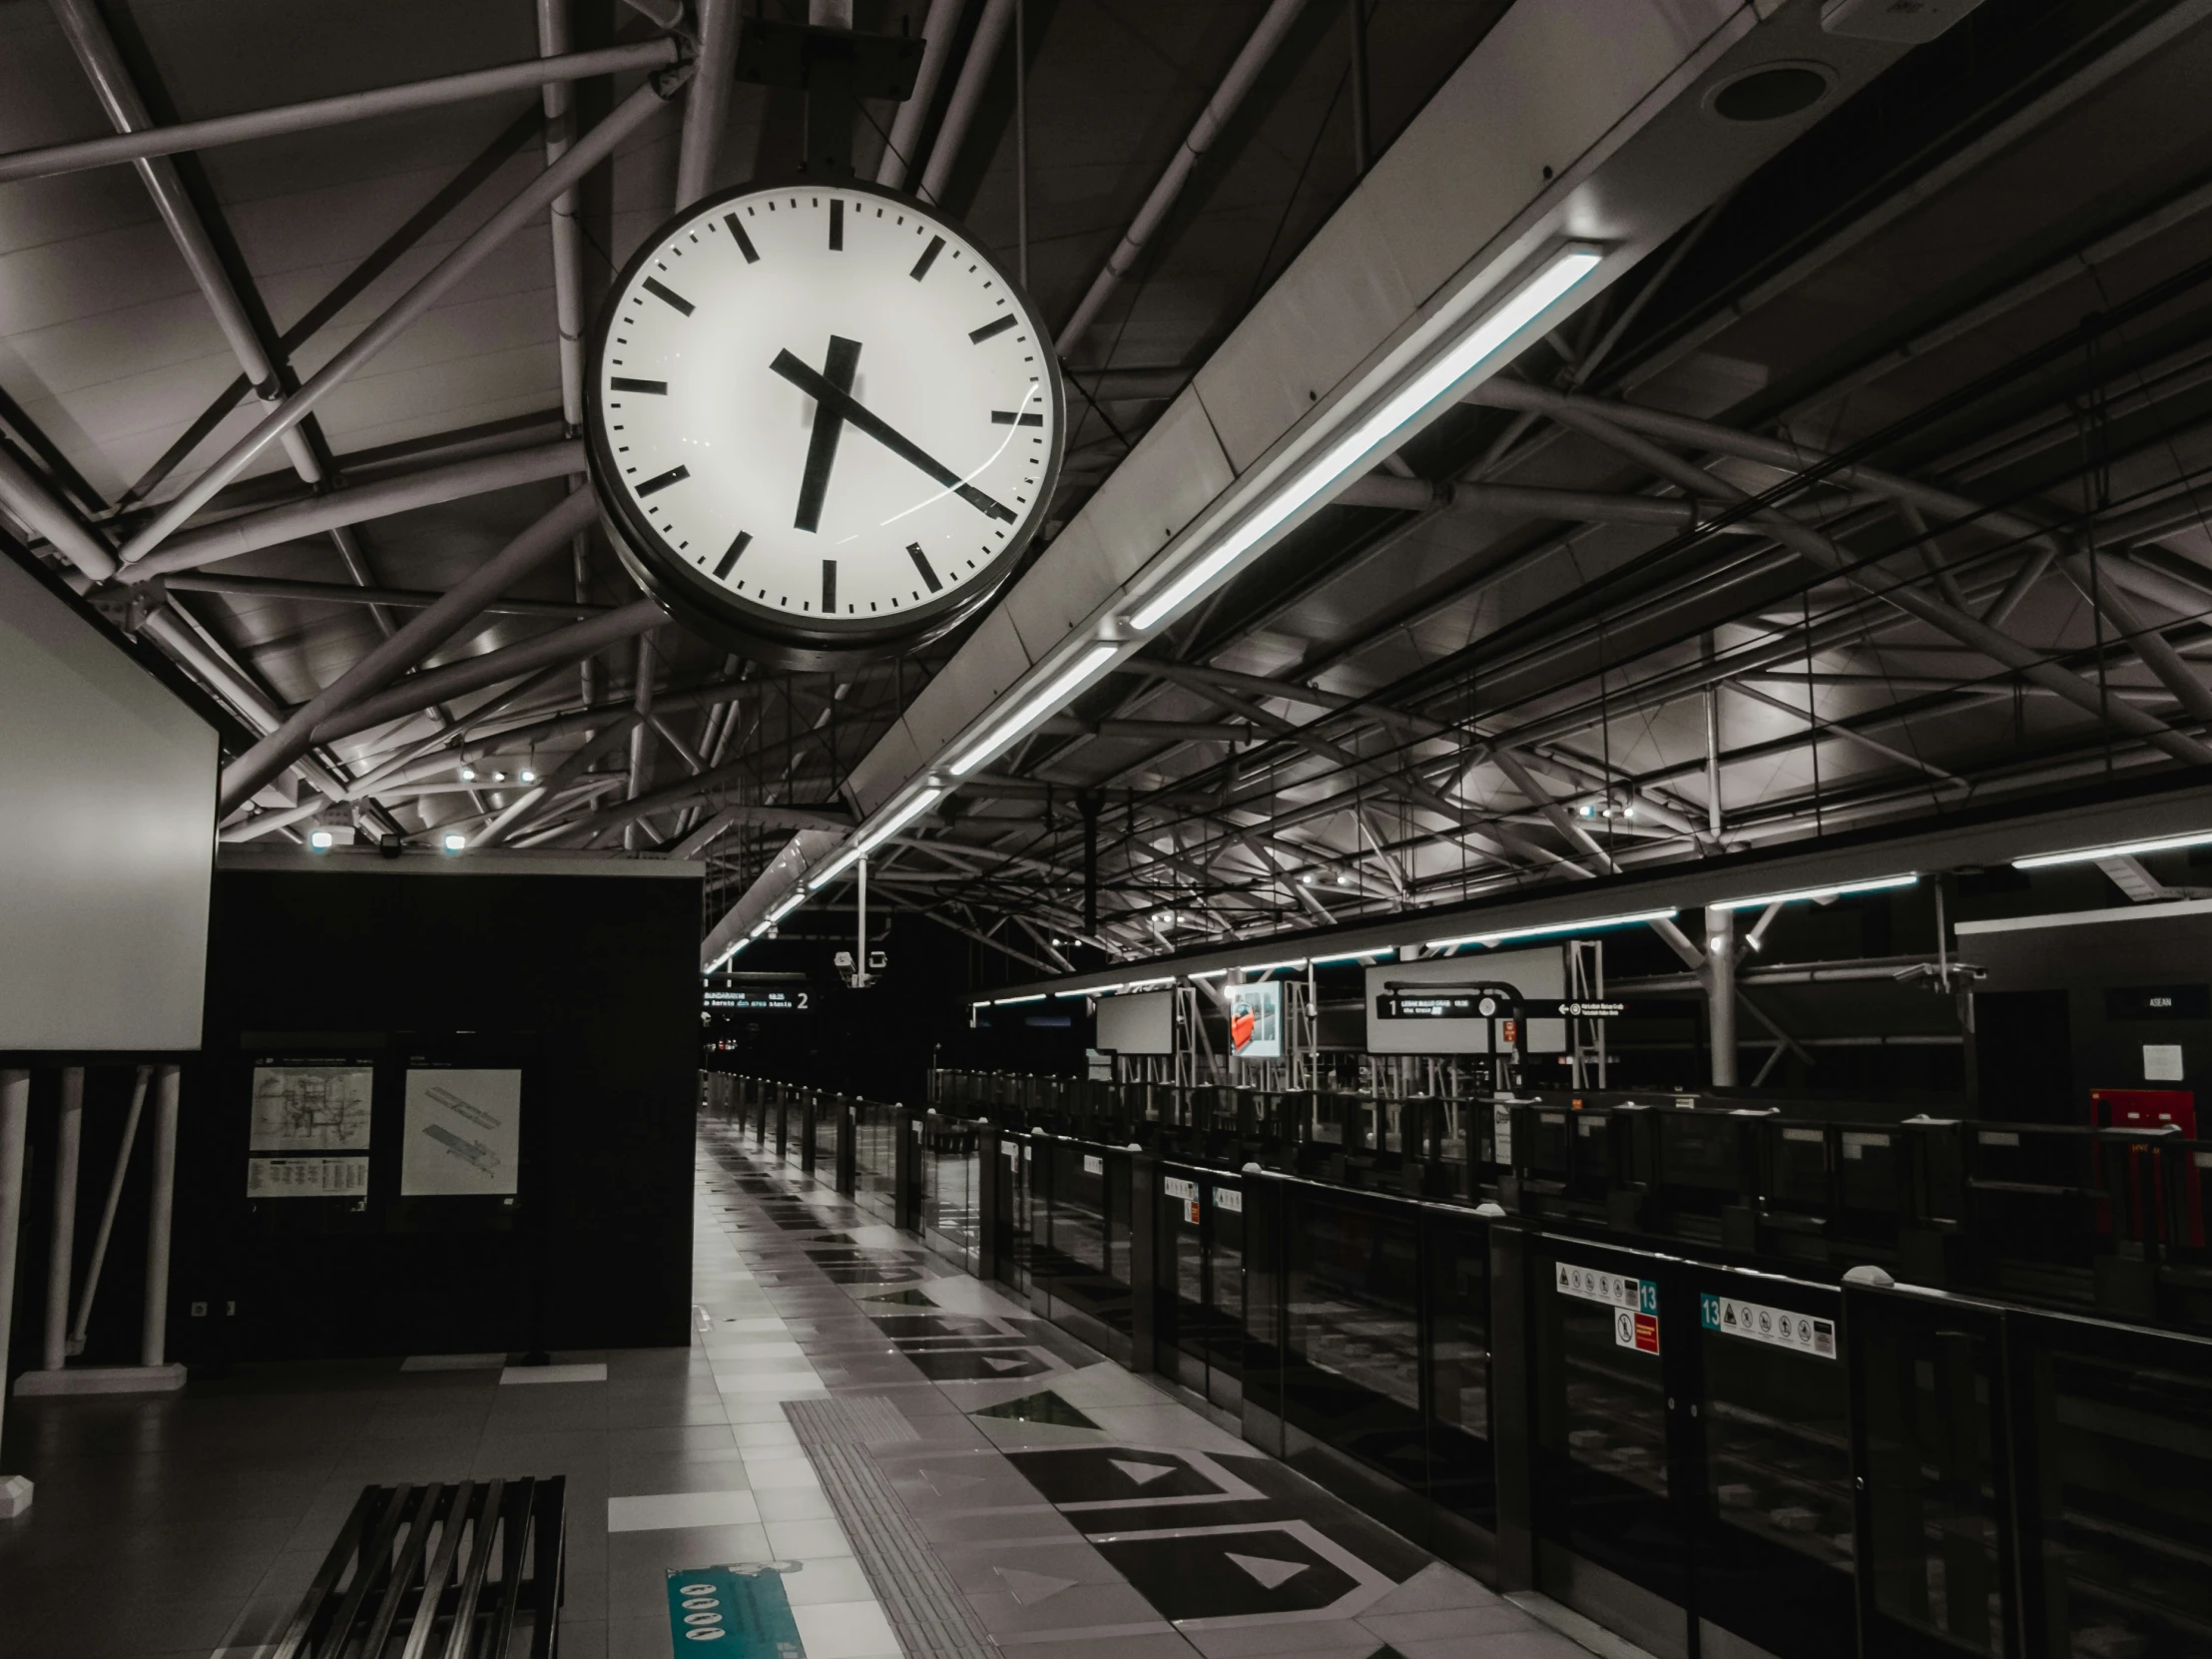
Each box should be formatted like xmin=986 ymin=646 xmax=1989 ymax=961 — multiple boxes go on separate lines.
xmin=1556 ymin=1262 xmax=1654 ymax=1314
xmin=1700 ymin=1294 xmax=1836 ymax=1360
xmin=1213 ymin=1187 xmax=1243 ymax=1214
xmin=1162 ymin=1175 xmax=1200 ymax=1224
xmin=1082 ymin=1154 xmax=1104 ymax=1175
xmin=1612 ymin=1307 xmax=1661 ymax=1355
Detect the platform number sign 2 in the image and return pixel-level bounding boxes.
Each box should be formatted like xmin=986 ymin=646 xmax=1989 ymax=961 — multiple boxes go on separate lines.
xmin=588 ymin=181 xmax=1064 ymax=670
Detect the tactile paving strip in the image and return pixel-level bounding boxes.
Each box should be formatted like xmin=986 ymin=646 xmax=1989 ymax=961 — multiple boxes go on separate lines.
xmin=786 ymin=1398 xmax=993 ymax=1659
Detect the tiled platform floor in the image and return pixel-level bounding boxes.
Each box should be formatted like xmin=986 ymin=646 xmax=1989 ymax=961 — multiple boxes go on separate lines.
xmin=0 ymin=1117 xmax=1593 ymax=1659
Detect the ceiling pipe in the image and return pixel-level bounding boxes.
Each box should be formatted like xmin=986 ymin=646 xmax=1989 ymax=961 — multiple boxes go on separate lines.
xmin=916 ymin=0 xmax=1011 ymax=206
xmin=1054 ymin=0 xmax=1308 ymax=355
xmin=876 ymin=0 xmax=964 ymax=190
xmin=165 ymin=572 xmax=606 ymax=619
xmin=674 ymin=0 xmax=742 ymax=207
xmin=0 ymin=38 xmax=683 ymax=185
xmin=1539 ymin=399 xmax=2212 ymax=769
xmin=49 ymin=0 xmax=326 ymax=492
xmin=116 ymin=68 xmax=690 ymax=571
xmin=536 ymin=0 xmax=589 ymax=434
xmin=311 ymin=600 xmax=667 ymax=747
xmin=122 ymin=442 xmax=585 ymax=580
xmin=218 ymin=488 xmax=600 ymax=812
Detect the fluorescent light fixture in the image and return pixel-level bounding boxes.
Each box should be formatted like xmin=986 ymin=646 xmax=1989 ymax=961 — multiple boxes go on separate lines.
xmin=1308 ymin=949 xmax=1378 ymax=965
xmin=858 ymin=787 xmax=942 ymax=851
xmin=1129 ymin=245 xmax=1605 ymax=633
xmin=807 ymin=843 xmax=864 ymax=891
xmin=950 ymin=645 xmax=1120 ymax=777
xmin=1240 ymin=958 xmax=1306 ymax=974
xmin=1123 ymin=976 xmax=1174 ymax=991
xmin=1424 ymin=906 xmax=1678 ymax=953
xmin=306 ymin=829 xmax=334 ymax=851
xmin=1713 ymin=873 xmax=1919 ymax=910
xmin=1188 ymin=968 xmax=1228 ymax=979
xmin=748 ymin=922 xmax=772 ymax=939
xmin=441 ymin=831 xmax=467 ymax=853
xmin=2013 ymin=830 xmax=2212 ymax=870
xmin=767 ymin=894 xmax=805 ymax=922
xmin=995 ymin=994 xmax=1047 ymax=1005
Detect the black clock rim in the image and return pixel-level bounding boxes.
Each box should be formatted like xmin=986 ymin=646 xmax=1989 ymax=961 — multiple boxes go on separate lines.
xmin=584 ymin=176 xmax=1067 ymax=658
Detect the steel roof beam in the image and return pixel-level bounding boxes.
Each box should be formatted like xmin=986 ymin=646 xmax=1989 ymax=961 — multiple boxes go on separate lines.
xmin=115 ymin=67 xmax=689 ymax=571
xmin=0 ymin=38 xmax=683 ymax=185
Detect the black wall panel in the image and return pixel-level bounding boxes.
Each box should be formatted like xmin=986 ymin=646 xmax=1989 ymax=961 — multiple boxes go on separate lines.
xmin=176 ymin=862 xmax=701 ymax=1363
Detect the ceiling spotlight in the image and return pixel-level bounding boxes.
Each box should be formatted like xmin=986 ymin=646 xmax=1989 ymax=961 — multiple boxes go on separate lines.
xmin=1300 ymin=872 xmax=1314 ymax=884
xmin=1578 ymin=803 xmax=1596 ymax=819
xmin=441 ymin=831 xmax=467 ymax=854
xmin=307 ymin=829 xmax=334 ymax=852
xmin=492 ymin=771 xmax=507 ymax=783
xmin=519 ymin=768 xmax=537 ymax=785
xmin=459 ymin=765 xmax=477 ymax=782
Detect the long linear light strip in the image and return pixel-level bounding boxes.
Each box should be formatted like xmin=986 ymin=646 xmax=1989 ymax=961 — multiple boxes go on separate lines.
xmin=2013 ymin=830 xmax=2212 ymax=869
xmin=949 ymin=644 xmax=1121 ymax=778
xmin=1128 ymin=246 xmax=1605 ymax=634
xmin=804 ymin=787 xmax=947 ymax=892
xmin=762 ymin=250 xmax=1605 ymax=937
xmin=1422 ymin=906 xmax=1678 ymax=953
xmin=1712 ymin=873 xmax=1919 ymax=910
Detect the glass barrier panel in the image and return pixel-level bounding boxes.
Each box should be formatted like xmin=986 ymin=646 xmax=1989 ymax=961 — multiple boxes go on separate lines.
xmin=1532 ymin=1243 xmax=1686 ymax=1633
xmin=1851 ymin=1292 xmax=2010 ymax=1659
xmin=1282 ymin=1190 xmax=1426 ymax=1492
xmin=1692 ymin=1274 xmax=1854 ymax=1659
xmin=2016 ymin=1315 xmax=2212 ymax=1659
xmin=1425 ymin=1214 xmax=1494 ymax=1533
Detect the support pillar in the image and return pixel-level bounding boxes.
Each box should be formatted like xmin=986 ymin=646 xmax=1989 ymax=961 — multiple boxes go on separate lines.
xmin=1705 ymin=903 xmax=1738 ymax=1088
xmin=0 ymin=1070 xmax=33 ymax=1516
xmin=41 ymin=1068 xmax=84 ymax=1371
xmin=142 ymin=1063 xmax=181 ymax=1369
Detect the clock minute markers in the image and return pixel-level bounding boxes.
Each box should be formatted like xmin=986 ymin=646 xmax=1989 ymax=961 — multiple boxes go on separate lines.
xmin=768 ymin=349 xmax=1018 ymax=524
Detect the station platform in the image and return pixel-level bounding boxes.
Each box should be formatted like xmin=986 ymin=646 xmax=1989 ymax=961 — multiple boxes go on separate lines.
xmin=0 ymin=1118 xmax=1588 ymax=1659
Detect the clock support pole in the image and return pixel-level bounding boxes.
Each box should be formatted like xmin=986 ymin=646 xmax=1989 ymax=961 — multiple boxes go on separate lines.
xmin=733 ymin=18 xmax=923 ymax=181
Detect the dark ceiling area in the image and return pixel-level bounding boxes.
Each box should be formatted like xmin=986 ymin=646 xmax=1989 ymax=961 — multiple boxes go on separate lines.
xmin=6 ymin=0 xmax=2212 ymax=982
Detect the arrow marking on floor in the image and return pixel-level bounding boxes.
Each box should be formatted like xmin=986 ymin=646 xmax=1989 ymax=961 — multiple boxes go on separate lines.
xmin=995 ymin=1567 xmax=1076 ymax=1604
xmin=1226 ymin=1552 xmax=1310 ymax=1590
xmin=1108 ymin=1458 xmax=1177 ymax=1486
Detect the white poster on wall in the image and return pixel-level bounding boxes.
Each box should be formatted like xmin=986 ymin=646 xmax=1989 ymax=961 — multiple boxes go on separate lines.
xmin=1365 ymin=944 xmax=1567 ymax=1055
xmin=401 ymin=1069 xmax=523 ymax=1196
xmin=251 ymin=1064 xmax=373 ymax=1152
xmin=1230 ymin=979 xmax=1284 ymax=1060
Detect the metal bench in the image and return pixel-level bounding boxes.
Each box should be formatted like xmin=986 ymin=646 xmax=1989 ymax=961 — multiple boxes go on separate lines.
xmin=272 ymin=1476 xmax=565 ymax=1659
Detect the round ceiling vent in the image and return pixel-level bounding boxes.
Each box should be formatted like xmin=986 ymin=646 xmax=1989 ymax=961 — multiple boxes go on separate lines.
xmin=1705 ymin=62 xmax=1836 ymax=123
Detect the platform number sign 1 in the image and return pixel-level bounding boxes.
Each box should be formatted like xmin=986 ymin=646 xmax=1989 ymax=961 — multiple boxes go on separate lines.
xmin=588 ymin=181 xmax=1065 ymax=669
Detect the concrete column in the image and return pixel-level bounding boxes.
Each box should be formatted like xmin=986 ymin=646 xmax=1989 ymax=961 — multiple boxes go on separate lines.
xmin=41 ymin=1068 xmax=84 ymax=1370
xmin=141 ymin=1064 xmax=180 ymax=1369
xmin=1705 ymin=903 xmax=1738 ymax=1088
xmin=0 ymin=1069 xmax=33 ymax=1516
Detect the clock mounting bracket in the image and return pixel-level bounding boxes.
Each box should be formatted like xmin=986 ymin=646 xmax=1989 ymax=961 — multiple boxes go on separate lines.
xmin=732 ymin=17 xmax=923 ymax=179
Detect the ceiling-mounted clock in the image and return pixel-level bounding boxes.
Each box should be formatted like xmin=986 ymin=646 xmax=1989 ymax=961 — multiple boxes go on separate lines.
xmin=586 ymin=179 xmax=1065 ymax=669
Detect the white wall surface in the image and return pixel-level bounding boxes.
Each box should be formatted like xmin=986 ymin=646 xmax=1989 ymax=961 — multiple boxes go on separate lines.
xmin=0 ymin=556 xmax=217 ymax=1049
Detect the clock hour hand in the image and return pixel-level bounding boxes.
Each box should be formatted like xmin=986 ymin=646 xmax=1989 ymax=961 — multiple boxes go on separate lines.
xmin=793 ymin=335 xmax=861 ymax=532
xmin=770 ymin=348 xmax=1018 ymax=524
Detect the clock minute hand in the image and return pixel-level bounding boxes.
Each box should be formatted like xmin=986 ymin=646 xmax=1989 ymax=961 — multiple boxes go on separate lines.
xmin=770 ymin=349 xmax=1018 ymax=524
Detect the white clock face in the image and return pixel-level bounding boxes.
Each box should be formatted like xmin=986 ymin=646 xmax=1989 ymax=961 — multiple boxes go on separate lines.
xmin=588 ymin=184 xmax=1061 ymax=656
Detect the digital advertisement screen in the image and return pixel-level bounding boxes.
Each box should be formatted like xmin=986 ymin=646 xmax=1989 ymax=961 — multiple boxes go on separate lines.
xmin=1229 ymin=980 xmax=1284 ymax=1060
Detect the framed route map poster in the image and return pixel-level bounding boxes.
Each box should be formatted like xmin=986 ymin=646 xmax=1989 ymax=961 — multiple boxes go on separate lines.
xmin=401 ymin=1068 xmax=523 ymax=1197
